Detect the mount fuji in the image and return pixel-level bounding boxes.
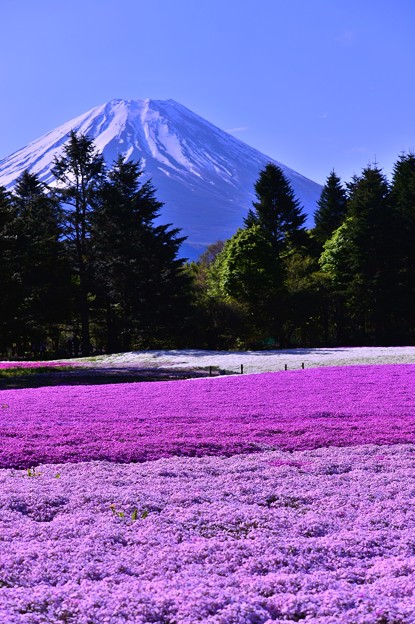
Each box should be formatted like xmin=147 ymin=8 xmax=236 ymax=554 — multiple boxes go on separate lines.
xmin=0 ymin=98 xmax=322 ymax=259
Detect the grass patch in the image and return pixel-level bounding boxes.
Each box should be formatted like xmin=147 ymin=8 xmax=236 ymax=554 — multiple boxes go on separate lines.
xmin=0 ymin=366 xmax=76 ymax=379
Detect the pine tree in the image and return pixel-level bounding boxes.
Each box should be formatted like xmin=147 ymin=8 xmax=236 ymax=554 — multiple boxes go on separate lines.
xmin=0 ymin=186 xmax=17 ymax=354
xmin=245 ymin=163 xmax=307 ymax=252
xmin=313 ymin=170 xmax=347 ymax=246
xmin=9 ymin=171 xmax=71 ymax=355
xmin=206 ymin=164 xmax=308 ymax=345
xmin=51 ymin=131 xmax=105 ymax=356
xmin=332 ymin=165 xmax=393 ymax=343
xmin=390 ymin=152 xmax=415 ymax=340
xmin=92 ymin=156 xmax=188 ymax=351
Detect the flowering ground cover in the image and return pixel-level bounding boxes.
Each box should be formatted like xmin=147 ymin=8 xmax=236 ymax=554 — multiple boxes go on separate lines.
xmin=86 ymin=345 xmax=415 ymax=373
xmin=0 ymin=362 xmax=76 ymax=370
xmin=3 ymin=361 xmax=415 ymax=622
xmin=1 ymin=364 xmax=415 ymax=468
xmin=1 ymin=445 xmax=415 ymax=623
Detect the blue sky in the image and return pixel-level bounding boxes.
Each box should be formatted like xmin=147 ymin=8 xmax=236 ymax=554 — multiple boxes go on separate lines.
xmin=1 ymin=0 xmax=414 ymax=185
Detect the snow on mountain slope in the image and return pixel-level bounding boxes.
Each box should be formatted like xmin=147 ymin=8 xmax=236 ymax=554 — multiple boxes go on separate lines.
xmin=0 ymin=99 xmax=322 ymax=259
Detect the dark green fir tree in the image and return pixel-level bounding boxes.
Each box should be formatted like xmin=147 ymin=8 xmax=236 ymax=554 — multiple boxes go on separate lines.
xmin=51 ymin=131 xmax=105 ymax=356
xmin=313 ymin=170 xmax=347 ymax=246
xmin=390 ymin=152 xmax=415 ymax=340
xmin=244 ymin=162 xmax=307 ymax=252
xmin=9 ymin=171 xmax=71 ymax=354
xmin=0 ymin=186 xmax=17 ymax=354
xmin=92 ymin=156 xmax=188 ymax=351
xmin=338 ymin=165 xmax=393 ymax=343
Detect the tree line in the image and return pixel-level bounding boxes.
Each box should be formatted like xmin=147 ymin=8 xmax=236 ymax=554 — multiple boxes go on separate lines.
xmin=0 ymin=132 xmax=190 ymax=358
xmin=1 ymin=131 xmax=415 ymax=358
xmin=188 ymin=154 xmax=415 ymax=349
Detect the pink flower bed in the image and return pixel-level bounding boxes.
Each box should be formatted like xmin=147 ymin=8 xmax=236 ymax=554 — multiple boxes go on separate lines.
xmin=0 ymin=361 xmax=76 ymax=369
xmin=1 ymin=364 xmax=415 ymax=468
xmin=3 ymin=363 xmax=415 ymax=623
xmin=0 ymin=445 xmax=414 ymax=623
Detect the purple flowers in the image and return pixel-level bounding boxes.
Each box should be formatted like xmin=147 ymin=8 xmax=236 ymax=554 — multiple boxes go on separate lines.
xmin=2 ymin=363 xmax=415 ymax=622
xmin=1 ymin=445 xmax=415 ymax=623
xmin=0 ymin=361 xmax=75 ymax=369
xmin=1 ymin=364 xmax=415 ymax=468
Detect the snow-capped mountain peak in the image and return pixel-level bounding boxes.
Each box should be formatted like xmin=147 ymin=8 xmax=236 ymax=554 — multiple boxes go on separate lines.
xmin=0 ymin=98 xmax=322 ymax=259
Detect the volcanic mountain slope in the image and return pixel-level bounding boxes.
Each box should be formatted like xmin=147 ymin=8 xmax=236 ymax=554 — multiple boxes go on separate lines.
xmin=0 ymin=99 xmax=322 ymax=259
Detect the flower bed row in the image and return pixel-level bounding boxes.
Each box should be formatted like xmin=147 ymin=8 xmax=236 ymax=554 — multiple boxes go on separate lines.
xmin=0 ymin=445 xmax=414 ymax=623
xmin=0 ymin=361 xmax=76 ymax=370
xmin=1 ymin=364 xmax=415 ymax=468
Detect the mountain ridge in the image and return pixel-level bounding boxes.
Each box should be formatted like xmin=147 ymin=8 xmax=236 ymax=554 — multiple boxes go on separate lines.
xmin=0 ymin=98 xmax=322 ymax=259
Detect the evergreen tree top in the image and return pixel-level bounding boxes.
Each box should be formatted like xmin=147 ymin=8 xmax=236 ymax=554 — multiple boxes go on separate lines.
xmin=245 ymin=162 xmax=306 ymax=250
xmin=391 ymin=152 xmax=415 ymax=217
xmin=347 ymin=165 xmax=390 ymax=221
xmin=313 ymin=169 xmax=347 ymax=245
xmin=51 ymin=131 xmax=105 ymax=201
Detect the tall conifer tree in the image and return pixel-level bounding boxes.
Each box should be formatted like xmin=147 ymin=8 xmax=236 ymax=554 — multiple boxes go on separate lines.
xmin=210 ymin=164 xmax=307 ymax=344
xmin=9 ymin=171 xmax=70 ymax=354
xmin=51 ymin=132 xmax=105 ymax=356
xmin=335 ymin=165 xmax=393 ymax=342
xmin=244 ymin=163 xmax=306 ymax=252
xmin=0 ymin=186 xmax=17 ymax=353
xmin=313 ymin=170 xmax=347 ymax=246
xmin=92 ymin=156 xmax=188 ymax=351
xmin=390 ymin=152 xmax=415 ymax=339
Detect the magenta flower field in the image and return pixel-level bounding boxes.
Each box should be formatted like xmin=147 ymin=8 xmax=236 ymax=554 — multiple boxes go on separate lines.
xmin=1 ymin=364 xmax=415 ymax=622
xmin=1 ymin=364 xmax=415 ymax=468
xmin=0 ymin=361 xmax=76 ymax=370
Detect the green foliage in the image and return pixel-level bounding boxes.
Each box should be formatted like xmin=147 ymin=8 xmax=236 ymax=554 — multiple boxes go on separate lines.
xmin=110 ymin=504 xmax=149 ymax=522
xmin=389 ymin=152 xmax=415 ymax=341
xmin=319 ymin=166 xmax=395 ymax=344
xmin=0 ymin=366 xmax=75 ymax=379
xmin=206 ymin=225 xmax=285 ymax=343
xmin=205 ymin=164 xmax=309 ymax=345
xmin=14 ymin=173 xmax=70 ymax=299
xmin=2 ymin=172 xmax=72 ymax=355
xmin=91 ymin=156 xmax=189 ymax=351
xmin=184 ymin=242 xmax=249 ymax=349
xmin=4 ymin=144 xmax=415 ymax=352
xmin=346 ymin=166 xmax=394 ymax=340
xmin=0 ymin=134 xmax=191 ymax=356
xmin=283 ymin=251 xmax=326 ymax=345
xmin=319 ymin=218 xmax=356 ymax=286
xmin=210 ymin=226 xmax=281 ymax=304
xmin=313 ymin=170 xmax=347 ymax=247
xmin=110 ymin=504 xmax=125 ymax=519
xmin=245 ymin=162 xmax=307 ymax=252
xmin=26 ymin=467 xmax=42 ymax=478
xmin=51 ymin=132 xmax=105 ymax=356
xmin=0 ymin=186 xmax=18 ymax=352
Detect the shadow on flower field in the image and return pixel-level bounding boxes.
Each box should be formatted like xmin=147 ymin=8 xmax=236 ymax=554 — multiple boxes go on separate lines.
xmin=0 ymin=365 xmax=218 ymax=390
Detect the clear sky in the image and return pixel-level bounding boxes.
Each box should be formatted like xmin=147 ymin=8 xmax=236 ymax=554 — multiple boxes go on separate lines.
xmin=1 ymin=0 xmax=414 ymax=185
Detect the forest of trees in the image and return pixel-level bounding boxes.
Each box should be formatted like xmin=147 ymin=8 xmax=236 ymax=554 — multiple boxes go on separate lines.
xmin=1 ymin=131 xmax=415 ymax=358
xmin=0 ymin=132 xmax=190 ymax=357
xmin=188 ymin=155 xmax=415 ymax=349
